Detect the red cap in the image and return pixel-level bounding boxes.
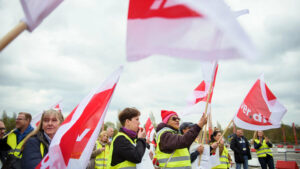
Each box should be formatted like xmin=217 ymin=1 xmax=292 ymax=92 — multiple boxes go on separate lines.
xmin=161 ymin=110 xmax=178 ymax=123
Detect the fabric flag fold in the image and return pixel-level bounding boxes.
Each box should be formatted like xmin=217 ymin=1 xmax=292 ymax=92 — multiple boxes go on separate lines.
xmin=234 ymin=74 xmax=287 ymax=130
xmin=20 ymin=0 xmax=64 ymax=32
xmin=36 ymin=66 xmax=123 ymax=169
xmin=127 ymin=0 xmax=257 ymax=61
xmin=182 ymin=62 xmax=218 ymax=115
xmin=31 ymin=100 xmax=63 ymax=128
xmin=145 ymin=117 xmax=155 ymax=140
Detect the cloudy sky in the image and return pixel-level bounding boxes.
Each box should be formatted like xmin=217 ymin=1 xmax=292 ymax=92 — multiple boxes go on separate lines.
xmin=0 ymin=0 xmax=299 ymax=129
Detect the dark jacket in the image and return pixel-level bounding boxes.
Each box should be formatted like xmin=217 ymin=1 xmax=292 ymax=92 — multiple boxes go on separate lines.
xmin=230 ymin=134 xmax=251 ymax=163
xmin=156 ymin=123 xmax=201 ymax=154
xmin=0 ymin=126 xmax=34 ymax=169
xmin=110 ymin=128 xmax=146 ymax=166
xmin=21 ymin=131 xmax=50 ymax=169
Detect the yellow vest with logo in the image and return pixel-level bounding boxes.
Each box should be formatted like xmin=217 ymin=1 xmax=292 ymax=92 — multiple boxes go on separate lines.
xmin=108 ymin=132 xmax=137 ymax=169
xmin=255 ymin=139 xmax=273 ymax=158
xmin=95 ymin=141 xmax=110 ymax=169
xmin=7 ymin=133 xmax=25 ymax=158
xmin=212 ymin=143 xmax=230 ymax=169
xmin=156 ymin=127 xmax=192 ymax=169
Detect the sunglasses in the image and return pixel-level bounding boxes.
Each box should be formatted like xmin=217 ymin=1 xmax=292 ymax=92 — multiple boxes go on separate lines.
xmin=0 ymin=128 xmax=6 ymax=130
xmin=171 ymin=117 xmax=181 ymax=121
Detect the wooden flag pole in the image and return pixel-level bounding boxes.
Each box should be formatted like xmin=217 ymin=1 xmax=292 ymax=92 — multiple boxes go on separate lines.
xmin=217 ymin=119 xmax=233 ymax=143
xmin=2 ymin=128 xmax=17 ymax=139
xmin=198 ymin=62 xmax=218 ymax=166
xmin=0 ymin=21 xmax=27 ymax=52
xmin=252 ymin=131 xmax=257 ymax=144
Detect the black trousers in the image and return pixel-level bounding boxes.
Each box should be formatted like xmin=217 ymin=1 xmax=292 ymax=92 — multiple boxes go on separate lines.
xmin=258 ymin=154 xmax=274 ymax=169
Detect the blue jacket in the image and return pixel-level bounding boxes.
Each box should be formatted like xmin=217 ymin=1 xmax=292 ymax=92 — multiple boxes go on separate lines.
xmin=21 ymin=131 xmax=49 ymax=169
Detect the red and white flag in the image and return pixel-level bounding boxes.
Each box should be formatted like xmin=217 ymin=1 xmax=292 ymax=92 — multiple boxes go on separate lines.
xmin=31 ymin=100 xmax=63 ymax=128
xmin=127 ymin=0 xmax=257 ymax=61
xmin=182 ymin=62 xmax=218 ymax=115
xmin=20 ymin=0 xmax=64 ymax=32
xmin=145 ymin=117 xmax=155 ymax=140
xmin=234 ymin=75 xmax=287 ymax=130
xmin=36 ymin=66 xmax=123 ymax=169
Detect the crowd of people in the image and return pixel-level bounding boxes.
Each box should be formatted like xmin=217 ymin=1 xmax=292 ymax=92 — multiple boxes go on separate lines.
xmin=0 ymin=108 xmax=275 ymax=169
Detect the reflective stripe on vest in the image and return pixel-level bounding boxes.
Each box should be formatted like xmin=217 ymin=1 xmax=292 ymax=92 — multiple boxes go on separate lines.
xmin=212 ymin=144 xmax=229 ymax=169
xmin=7 ymin=133 xmax=25 ymax=158
xmin=255 ymin=139 xmax=273 ymax=157
xmin=95 ymin=140 xmax=110 ymax=169
xmin=108 ymin=132 xmax=137 ymax=169
xmin=156 ymin=127 xmax=192 ymax=169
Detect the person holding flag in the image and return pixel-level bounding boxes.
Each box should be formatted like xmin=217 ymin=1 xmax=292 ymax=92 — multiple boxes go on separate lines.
xmin=21 ymin=109 xmax=64 ymax=169
xmin=108 ymin=107 xmax=147 ymax=168
xmin=155 ymin=110 xmax=207 ymax=168
xmin=254 ymin=131 xmax=274 ymax=169
xmin=210 ymin=130 xmax=233 ymax=169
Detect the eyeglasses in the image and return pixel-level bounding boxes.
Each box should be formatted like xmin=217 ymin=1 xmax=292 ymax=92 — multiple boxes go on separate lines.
xmin=171 ymin=117 xmax=181 ymax=121
xmin=0 ymin=128 xmax=6 ymax=130
xmin=16 ymin=118 xmax=25 ymax=121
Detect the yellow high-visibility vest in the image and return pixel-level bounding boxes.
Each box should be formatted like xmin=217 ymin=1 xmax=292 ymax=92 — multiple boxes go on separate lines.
xmin=107 ymin=132 xmax=137 ymax=169
xmin=156 ymin=127 xmax=192 ymax=169
xmin=7 ymin=133 xmax=24 ymax=158
xmin=212 ymin=143 xmax=230 ymax=169
xmin=95 ymin=141 xmax=110 ymax=169
xmin=255 ymin=139 xmax=273 ymax=158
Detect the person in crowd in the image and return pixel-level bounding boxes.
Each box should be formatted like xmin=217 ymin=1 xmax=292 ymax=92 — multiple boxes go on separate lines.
xmin=94 ymin=131 xmax=110 ymax=169
xmin=21 ymin=109 xmax=64 ymax=169
xmin=155 ymin=110 xmax=207 ymax=168
xmin=180 ymin=122 xmax=204 ymax=163
xmin=230 ymin=129 xmax=251 ymax=169
xmin=254 ymin=130 xmax=274 ymax=169
xmin=108 ymin=107 xmax=147 ymax=168
xmin=0 ymin=120 xmax=8 ymax=164
xmin=210 ymin=130 xmax=233 ymax=169
xmin=107 ymin=127 xmax=114 ymax=143
xmin=0 ymin=112 xmax=34 ymax=169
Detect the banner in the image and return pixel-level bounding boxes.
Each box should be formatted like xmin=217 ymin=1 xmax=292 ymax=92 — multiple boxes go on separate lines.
xmin=36 ymin=66 xmax=123 ymax=169
xmin=234 ymin=75 xmax=287 ymax=130
xmin=127 ymin=0 xmax=257 ymax=61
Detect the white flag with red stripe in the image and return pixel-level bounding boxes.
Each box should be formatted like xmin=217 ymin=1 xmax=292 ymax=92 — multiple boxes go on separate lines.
xmin=31 ymin=100 xmax=63 ymax=128
xmin=182 ymin=62 xmax=218 ymax=115
xmin=234 ymin=75 xmax=287 ymax=130
xmin=20 ymin=0 xmax=64 ymax=32
xmin=127 ymin=0 xmax=257 ymax=61
xmin=36 ymin=66 xmax=123 ymax=169
xmin=145 ymin=117 xmax=155 ymax=140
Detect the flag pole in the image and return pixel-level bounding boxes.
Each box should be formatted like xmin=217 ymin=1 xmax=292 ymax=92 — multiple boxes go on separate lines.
xmin=252 ymin=131 xmax=257 ymax=144
xmin=198 ymin=62 xmax=217 ymax=166
xmin=0 ymin=21 xmax=27 ymax=52
xmin=2 ymin=128 xmax=17 ymax=139
xmin=217 ymin=119 xmax=233 ymax=143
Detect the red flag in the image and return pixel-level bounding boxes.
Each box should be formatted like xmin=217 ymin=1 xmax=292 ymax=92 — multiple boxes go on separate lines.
xmin=36 ymin=66 xmax=123 ymax=169
xmin=234 ymin=75 xmax=287 ymax=130
xmin=182 ymin=62 xmax=218 ymax=115
xmin=127 ymin=0 xmax=257 ymax=61
xmin=145 ymin=117 xmax=154 ymax=139
xmin=31 ymin=100 xmax=63 ymax=128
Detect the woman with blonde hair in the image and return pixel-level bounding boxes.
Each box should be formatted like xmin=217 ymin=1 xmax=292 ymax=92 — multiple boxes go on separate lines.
xmin=94 ymin=131 xmax=110 ymax=169
xmin=254 ymin=130 xmax=274 ymax=169
xmin=21 ymin=109 xmax=64 ymax=169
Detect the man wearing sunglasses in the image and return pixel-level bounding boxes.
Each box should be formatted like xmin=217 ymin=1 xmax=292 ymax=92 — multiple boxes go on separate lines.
xmin=155 ymin=110 xmax=207 ymax=168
